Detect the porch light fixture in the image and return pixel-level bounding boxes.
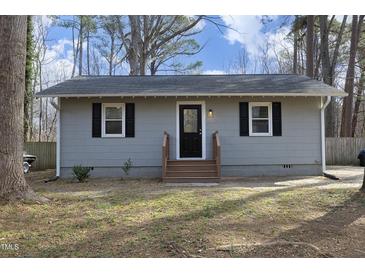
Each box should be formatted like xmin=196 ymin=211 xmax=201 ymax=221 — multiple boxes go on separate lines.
xmin=208 ymin=109 xmax=213 ymax=118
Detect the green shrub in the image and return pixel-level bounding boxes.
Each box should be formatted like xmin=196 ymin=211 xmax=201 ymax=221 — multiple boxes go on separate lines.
xmin=72 ymin=165 xmax=91 ymax=182
xmin=121 ymin=158 xmax=133 ymax=177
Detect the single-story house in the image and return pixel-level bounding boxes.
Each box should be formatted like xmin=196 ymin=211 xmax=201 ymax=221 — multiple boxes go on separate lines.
xmin=37 ymin=74 xmax=346 ymax=182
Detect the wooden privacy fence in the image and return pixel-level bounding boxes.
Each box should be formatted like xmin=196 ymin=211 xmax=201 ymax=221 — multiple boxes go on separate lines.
xmin=24 ymin=142 xmax=56 ymax=170
xmin=326 ymin=138 xmax=365 ymax=165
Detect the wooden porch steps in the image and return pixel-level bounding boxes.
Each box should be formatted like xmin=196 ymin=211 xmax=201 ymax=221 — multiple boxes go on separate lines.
xmin=163 ymin=160 xmax=220 ymax=183
xmin=163 ymin=176 xmax=220 ymax=183
xmin=167 ymin=160 xmax=216 ymax=165
xmin=162 ymin=131 xmax=221 ymax=183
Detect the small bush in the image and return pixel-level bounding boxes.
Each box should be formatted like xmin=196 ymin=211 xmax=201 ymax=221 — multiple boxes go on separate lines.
xmin=121 ymin=158 xmax=133 ymax=177
xmin=72 ymin=165 xmax=91 ymax=183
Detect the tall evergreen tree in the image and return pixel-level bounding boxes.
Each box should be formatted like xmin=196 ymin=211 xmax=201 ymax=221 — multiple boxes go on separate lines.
xmin=306 ymin=15 xmax=314 ymax=78
xmin=341 ymin=15 xmax=364 ymax=137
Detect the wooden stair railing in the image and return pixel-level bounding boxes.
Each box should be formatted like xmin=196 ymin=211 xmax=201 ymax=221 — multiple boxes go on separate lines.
xmin=162 ymin=131 xmax=169 ymax=178
xmin=212 ymin=131 xmax=221 ymax=177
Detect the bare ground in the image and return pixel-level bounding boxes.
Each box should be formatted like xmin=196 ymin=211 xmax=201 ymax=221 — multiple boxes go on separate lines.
xmin=0 ymin=166 xmax=364 ymax=258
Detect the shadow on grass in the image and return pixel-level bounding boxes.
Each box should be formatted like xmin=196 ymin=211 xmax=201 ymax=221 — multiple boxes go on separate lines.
xmin=236 ymin=191 xmax=365 ymax=257
xmin=35 ymin=180 xmax=351 ymax=257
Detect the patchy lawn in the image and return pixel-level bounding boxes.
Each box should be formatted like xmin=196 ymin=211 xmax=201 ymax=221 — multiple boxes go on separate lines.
xmin=0 ymin=168 xmax=365 ymax=258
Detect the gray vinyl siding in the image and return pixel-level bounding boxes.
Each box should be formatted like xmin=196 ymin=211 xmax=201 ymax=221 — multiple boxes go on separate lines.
xmin=60 ymin=96 xmax=321 ymax=176
xmin=206 ymin=97 xmax=321 ymax=165
xmin=61 ymin=97 xmax=176 ymax=168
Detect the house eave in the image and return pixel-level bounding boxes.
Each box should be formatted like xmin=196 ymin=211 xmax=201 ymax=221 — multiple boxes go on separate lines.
xmin=36 ymin=92 xmax=347 ymax=98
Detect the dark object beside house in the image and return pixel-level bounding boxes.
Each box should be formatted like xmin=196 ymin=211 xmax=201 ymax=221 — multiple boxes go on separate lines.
xmin=23 ymin=154 xmax=37 ymax=173
xmin=358 ymin=149 xmax=365 ymax=166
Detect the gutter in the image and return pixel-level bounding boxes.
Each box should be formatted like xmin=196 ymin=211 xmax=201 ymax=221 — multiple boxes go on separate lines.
xmin=35 ymin=92 xmax=347 ymax=98
xmin=320 ymin=96 xmax=331 ymax=173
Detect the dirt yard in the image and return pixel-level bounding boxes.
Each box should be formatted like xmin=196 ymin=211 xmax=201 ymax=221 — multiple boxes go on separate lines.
xmin=0 ymin=166 xmax=364 ymax=258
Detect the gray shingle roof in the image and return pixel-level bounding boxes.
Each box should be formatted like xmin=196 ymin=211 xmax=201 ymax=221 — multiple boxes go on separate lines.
xmin=37 ymin=74 xmax=346 ymax=97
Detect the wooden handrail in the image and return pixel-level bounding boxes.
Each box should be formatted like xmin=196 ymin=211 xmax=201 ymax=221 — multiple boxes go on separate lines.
xmin=212 ymin=131 xmax=221 ymax=177
xmin=162 ymin=131 xmax=169 ymax=178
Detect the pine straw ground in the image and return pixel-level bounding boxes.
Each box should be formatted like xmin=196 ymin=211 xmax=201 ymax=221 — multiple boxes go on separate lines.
xmin=0 ymin=168 xmax=365 ymax=258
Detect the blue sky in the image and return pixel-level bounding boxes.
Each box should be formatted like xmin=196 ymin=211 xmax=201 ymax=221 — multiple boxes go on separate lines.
xmin=188 ymin=18 xmax=243 ymax=72
xmin=39 ymin=15 xmax=295 ymax=85
xmin=188 ymin=16 xmax=293 ymax=73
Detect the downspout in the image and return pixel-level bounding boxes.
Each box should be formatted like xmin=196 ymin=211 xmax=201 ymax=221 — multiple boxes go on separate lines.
xmin=56 ymin=97 xmax=61 ymax=177
xmin=320 ymin=96 xmax=331 ymax=173
xmin=50 ymin=97 xmax=61 ymax=179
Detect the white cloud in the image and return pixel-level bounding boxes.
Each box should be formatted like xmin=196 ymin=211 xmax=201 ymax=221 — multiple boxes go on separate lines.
xmin=41 ymin=15 xmax=53 ymax=28
xmin=265 ymin=26 xmax=292 ymax=58
xmin=32 ymin=16 xmax=74 ymax=89
xmin=44 ymin=38 xmax=73 ymax=62
xmin=41 ymin=39 xmax=74 ymax=89
xmin=203 ymin=69 xmax=226 ymax=75
xmin=221 ymin=16 xmax=266 ymax=57
xmin=220 ymin=16 xmax=293 ymax=73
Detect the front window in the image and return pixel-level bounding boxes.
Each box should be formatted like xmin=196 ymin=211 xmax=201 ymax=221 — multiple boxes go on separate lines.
xmin=102 ymin=103 xmax=125 ymax=137
xmin=249 ymin=102 xmax=272 ymax=136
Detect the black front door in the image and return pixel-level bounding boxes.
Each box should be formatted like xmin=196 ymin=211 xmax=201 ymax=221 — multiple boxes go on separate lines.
xmin=179 ymin=104 xmax=202 ymax=158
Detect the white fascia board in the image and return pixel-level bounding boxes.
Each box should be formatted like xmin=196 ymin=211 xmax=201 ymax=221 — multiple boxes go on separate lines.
xmin=36 ymin=92 xmax=348 ymax=98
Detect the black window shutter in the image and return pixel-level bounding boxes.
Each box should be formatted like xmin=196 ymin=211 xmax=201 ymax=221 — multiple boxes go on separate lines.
xmin=92 ymin=103 xmax=102 ymax=138
xmin=272 ymin=102 xmax=282 ymax=136
xmin=239 ymin=102 xmax=249 ymax=136
xmin=125 ymin=103 xmax=135 ymax=137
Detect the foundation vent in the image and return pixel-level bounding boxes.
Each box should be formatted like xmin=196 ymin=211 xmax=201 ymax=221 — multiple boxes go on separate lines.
xmin=282 ymin=164 xmax=292 ymax=169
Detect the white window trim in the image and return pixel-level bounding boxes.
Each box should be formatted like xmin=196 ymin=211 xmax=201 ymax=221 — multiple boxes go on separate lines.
xmin=249 ymin=102 xmax=272 ymax=137
xmin=102 ymin=103 xmax=125 ymax=137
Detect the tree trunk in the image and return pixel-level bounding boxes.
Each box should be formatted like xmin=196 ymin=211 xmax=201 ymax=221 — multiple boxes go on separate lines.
xmin=292 ymin=16 xmax=300 ymax=74
xmin=0 ymin=16 xmax=36 ymax=201
xmin=128 ymin=16 xmax=141 ymax=75
xmin=47 ymin=111 xmax=57 ymax=141
xmin=306 ymin=15 xmax=314 ymax=78
xmin=24 ymin=16 xmax=33 ymax=142
xmin=86 ymin=30 xmax=90 ymax=75
xmin=150 ymin=60 xmax=157 ymax=75
xmin=330 ymin=16 xmax=348 ymax=82
xmin=314 ymin=51 xmax=321 ymax=79
xmin=351 ymin=70 xmax=365 ymax=137
xmin=319 ymin=16 xmax=331 ymax=84
xmin=293 ymin=28 xmax=298 ymax=74
xmin=30 ymin=60 xmax=39 ymax=142
xmin=45 ymin=98 xmax=48 ymax=138
xmin=38 ymin=61 xmax=42 ymax=142
xmin=341 ymin=16 xmax=363 ymax=137
xmin=320 ymin=16 xmax=347 ymax=137
xmin=109 ymin=34 xmax=115 ymax=76
xmin=299 ymin=38 xmax=305 ymax=74
xmin=78 ymin=16 xmax=83 ymax=76
xmin=29 ymin=92 xmax=34 ymax=141
xmin=139 ymin=15 xmax=148 ymax=76
xmin=320 ymin=16 xmax=336 ymax=137
xmin=71 ymin=24 xmax=77 ymax=78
